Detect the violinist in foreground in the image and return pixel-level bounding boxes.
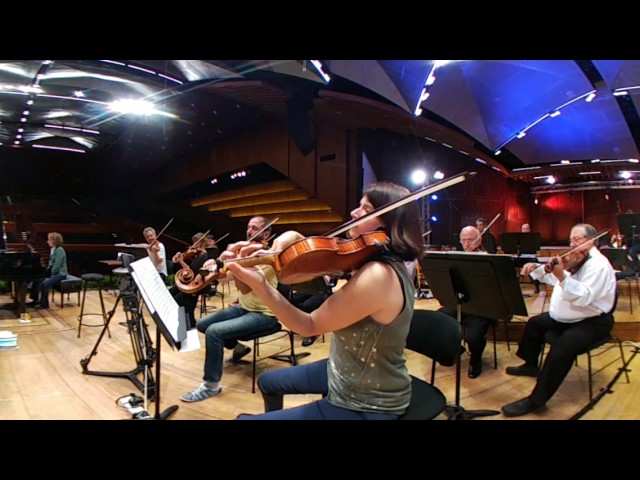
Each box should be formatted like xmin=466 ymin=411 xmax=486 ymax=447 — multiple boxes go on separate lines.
xmin=502 ymin=224 xmax=616 ymax=417
xmin=228 ymin=181 xmax=423 ymax=420
xmin=179 ymin=216 xmax=279 ymax=403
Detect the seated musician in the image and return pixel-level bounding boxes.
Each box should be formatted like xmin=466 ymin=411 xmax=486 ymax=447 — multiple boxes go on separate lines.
xmin=179 ymin=216 xmax=279 ymax=403
xmin=169 ymin=232 xmax=211 ymax=329
xmin=28 ymin=232 xmax=67 ymax=310
xmin=229 ymin=182 xmax=423 ymax=420
xmin=142 ymin=226 xmax=167 ymax=282
xmin=427 ymin=225 xmax=497 ymax=379
xmin=502 ymin=223 xmax=616 ymax=417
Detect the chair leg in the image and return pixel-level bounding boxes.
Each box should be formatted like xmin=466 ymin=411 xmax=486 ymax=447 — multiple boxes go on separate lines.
xmin=617 ymin=338 xmax=631 ymax=384
xmin=504 ymin=318 xmax=511 ymax=351
xmin=430 ymin=359 xmax=436 ymax=385
xmin=77 ymin=285 xmax=88 ymax=338
xmin=492 ymin=323 xmax=498 ymax=369
xmin=587 ymin=351 xmax=594 ymax=405
xmin=251 ymin=339 xmax=258 ymax=394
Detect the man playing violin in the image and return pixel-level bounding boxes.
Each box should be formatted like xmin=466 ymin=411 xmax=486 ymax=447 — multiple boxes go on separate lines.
xmin=228 ymin=182 xmax=424 ymax=420
xmin=170 ymin=232 xmax=210 ymax=329
xmin=179 ymin=216 xmax=279 ymax=403
xmin=502 ymin=223 xmax=616 ymax=417
xmin=143 ymin=226 xmax=167 ymax=282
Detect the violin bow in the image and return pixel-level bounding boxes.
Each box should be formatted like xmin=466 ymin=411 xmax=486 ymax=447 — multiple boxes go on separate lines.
xmin=481 ymin=213 xmax=501 ymax=236
xmin=189 ymin=229 xmax=211 ymax=249
xmin=213 ymin=232 xmax=230 ymax=245
xmin=326 ymin=172 xmax=476 ymax=238
xmin=422 ymin=230 xmax=432 ymax=238
xmin=248 ymin=217 xmax=279 ymax=243
xmin=155 ymin=217 xmax=174 ymax=241
xmin=470 ymin=212 xmax=500 ymax=249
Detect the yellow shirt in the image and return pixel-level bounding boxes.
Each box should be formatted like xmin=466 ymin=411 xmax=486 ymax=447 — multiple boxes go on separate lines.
xmin=238 ymin=265 xmax=278 ymax=316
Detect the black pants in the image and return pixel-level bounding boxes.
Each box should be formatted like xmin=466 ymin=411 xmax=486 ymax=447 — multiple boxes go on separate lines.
xmin=440 ymin=308 xmax=494 ymax=366
xmin=516 ymin=311 xmax=613 ymax=405
xmin=169 ymin=285 xmax=198 ymax=329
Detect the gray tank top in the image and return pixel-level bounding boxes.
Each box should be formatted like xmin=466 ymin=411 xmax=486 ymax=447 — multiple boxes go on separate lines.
xmin=326 ymin=254 xmax=414 ymax=415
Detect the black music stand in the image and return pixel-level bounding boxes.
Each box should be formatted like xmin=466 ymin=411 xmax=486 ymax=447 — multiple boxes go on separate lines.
xmin=500 ymin=232 xmax=541 ymax=255
xmin=420 ymin=251 xmax=528 ymax=419
xmin=129 ymin=257 xmax=187 ymax=420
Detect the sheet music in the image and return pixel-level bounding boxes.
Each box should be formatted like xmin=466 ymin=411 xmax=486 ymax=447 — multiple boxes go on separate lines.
xmin=129 ymin=257 xmax=180 ymax=342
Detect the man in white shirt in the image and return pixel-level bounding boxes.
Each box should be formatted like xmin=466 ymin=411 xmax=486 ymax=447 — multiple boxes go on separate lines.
xmin=143 ymin=226 xmax=168 ymax=282
xmin=502 ymin=223 xmax=616 ymax=417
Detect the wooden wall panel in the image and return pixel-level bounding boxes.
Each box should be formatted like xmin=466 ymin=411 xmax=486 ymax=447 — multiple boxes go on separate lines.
xmin=315 ymin=123 xmax=348 ymax=218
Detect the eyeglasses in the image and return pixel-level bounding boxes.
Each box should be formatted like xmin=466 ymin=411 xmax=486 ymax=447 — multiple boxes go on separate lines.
xmin=569 ymin=235 xmax=587 ymax=243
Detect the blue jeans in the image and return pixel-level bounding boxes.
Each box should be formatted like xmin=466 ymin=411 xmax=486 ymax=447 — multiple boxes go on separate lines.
xmin=237 ymin=359 xmax=399 ymax=420
xmin=196 ymin=306 xmax=278 ymax=384
xmin=30 ymin=274 xmax=65 ymax=308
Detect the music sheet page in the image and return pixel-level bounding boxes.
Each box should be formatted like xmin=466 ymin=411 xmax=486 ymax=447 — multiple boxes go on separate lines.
xmin=129 ymin=257 xmax=180 ymax=342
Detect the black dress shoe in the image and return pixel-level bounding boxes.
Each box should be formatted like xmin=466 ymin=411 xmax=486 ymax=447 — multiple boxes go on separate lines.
xmin=505 ymin=364 xmax=540 ymax=378
xmin=302 ymin=336 xmax=318 ymax=347
xmin=26 ymin=300 xmax=38 ymax=307
xmin=501 ymin=397 xmax=544 ymax=417
xmin=468 ymin=363 xmax=482 ymax=379
xmin=35 ymin=305 xmax=49 ymax=310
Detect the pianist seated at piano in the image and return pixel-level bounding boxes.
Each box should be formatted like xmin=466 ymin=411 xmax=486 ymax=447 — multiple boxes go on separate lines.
xmin=27 ymin=232 xmax=68 ymax=310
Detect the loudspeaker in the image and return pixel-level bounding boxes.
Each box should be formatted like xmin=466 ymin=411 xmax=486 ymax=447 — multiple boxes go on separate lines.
xmin=287 ymin=93 xmax=315 ymax=156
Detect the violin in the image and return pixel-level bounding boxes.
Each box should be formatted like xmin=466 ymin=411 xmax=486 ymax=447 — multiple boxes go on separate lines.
xmin=545 ymin=248 xmax=590 ymax=275
xmin=542 ymin=229 xmax=610 ymax=276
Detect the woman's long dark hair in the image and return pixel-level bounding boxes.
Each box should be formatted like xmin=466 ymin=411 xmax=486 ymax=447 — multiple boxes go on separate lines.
xmin=364 ymin=182 xmax=423 ymax=261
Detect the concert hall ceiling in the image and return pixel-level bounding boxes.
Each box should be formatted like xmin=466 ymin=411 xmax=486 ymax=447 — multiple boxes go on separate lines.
xmin=1 ymin=59 xmax=640 ymax=196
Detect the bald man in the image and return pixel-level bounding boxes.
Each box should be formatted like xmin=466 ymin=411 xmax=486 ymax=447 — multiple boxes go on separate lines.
xmin=434 ymin=226 xmax=497 ymax=378
xmin=521 ymin=223 xmax=531 ymax=233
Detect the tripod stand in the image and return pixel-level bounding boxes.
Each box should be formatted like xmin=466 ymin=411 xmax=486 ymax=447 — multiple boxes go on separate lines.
xmin=80 ymin=276 xmax=157 ymax=400
xmin=421 ymin=252 xmax=529 ymax=420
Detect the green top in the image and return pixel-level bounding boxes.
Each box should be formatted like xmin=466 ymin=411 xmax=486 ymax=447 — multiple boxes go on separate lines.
xmin=327 ymin=254 xmax=414 ymax=415
xmin=48 ymin=246 xmax=68 ymax=277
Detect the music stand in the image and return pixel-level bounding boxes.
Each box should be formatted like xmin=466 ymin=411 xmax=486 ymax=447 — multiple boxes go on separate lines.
xmin=129 ymin=257 xmax=187 ymax=420
xmin=618 ymin=214 xmax=640 ymax=245
xmin=499 ymin=233 xmax=541 ymax=255
xmin=420 ymin=251 xmax=528 ymax=419
xmin=114 ymin=244 xmax=149 ymax=261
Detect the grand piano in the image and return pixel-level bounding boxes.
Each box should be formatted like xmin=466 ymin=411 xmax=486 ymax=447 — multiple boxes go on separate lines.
xmin=0 ymin=250 xmax=45 ymax=314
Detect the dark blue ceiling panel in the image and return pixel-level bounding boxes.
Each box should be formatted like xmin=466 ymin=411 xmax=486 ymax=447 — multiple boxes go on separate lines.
xmin=424 ymin=60 xmax=593 ymax=151
xmin=327 ymin=60 xmax=434 ymax=113
xmin=506 ymin=93 xmax=638 ymax=163
xmin=593 ymin=60 xmax=640 ymax=89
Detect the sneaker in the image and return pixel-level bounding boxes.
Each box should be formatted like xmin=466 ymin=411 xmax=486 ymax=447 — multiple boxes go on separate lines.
xmin=179 ymin=383 xmax=222 ymax=403
xmin=226 ymin=345 xmax=251 ymax=364
xmin=301 ymin=336 xmax=318 ymax=347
